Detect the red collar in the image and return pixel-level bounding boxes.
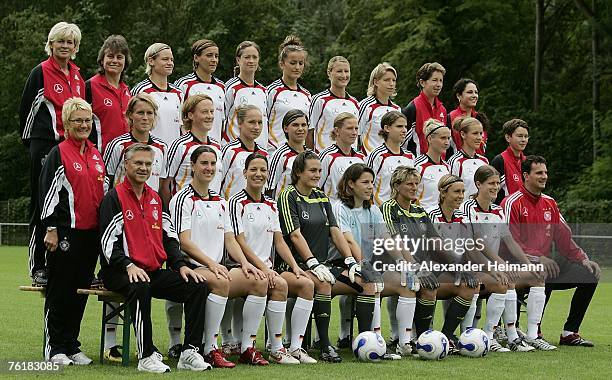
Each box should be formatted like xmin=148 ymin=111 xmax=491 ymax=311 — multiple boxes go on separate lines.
xmin=418 ymin=91 xmax=441 ymax=111
xmin=520 ymin=185 xmax=541 ymax=203
xmin=504 ymin=146 xmax=525 ymax=161
xmin=47 ymin=56 xmax=80 ymax=75
xmin=65 ymin=135 xmax=91 ymax=151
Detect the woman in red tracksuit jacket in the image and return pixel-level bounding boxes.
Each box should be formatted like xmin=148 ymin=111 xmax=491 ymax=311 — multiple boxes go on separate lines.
xmin=39 ymin=98 xmax=106 ymax=365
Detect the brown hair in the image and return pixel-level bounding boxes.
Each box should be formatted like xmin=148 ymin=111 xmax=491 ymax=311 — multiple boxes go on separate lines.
xmin=96 ymin=35 xmax=132 ymax=81
xmin=330 ymin=112 xmax=358 ymax=140
xmin=474 ymin=165 xmax=500 ymax=194
xmin=378 ymin=111 xmax=407 ymax=139
xmin=390 ymin=166 xmax=420 ymax=199
xmin=182 ymin=94 xmax=213 ymax=131
xmin=278 ymin=35 xmax=308 ymax=68
xmin=236 ymin=104 xmax=261 ymax=124
xmin=234 ymin=40 xmax=261 ymax=76
xmin=502 ymin=118 xmax=530 ymax=136
xmin=337 ymin=163 xmax=374 ymax=209
xmin=290 ymin=151 xmax=319 ymax=185
xmin=416 ymin=62 xmax=446 ymax=89
xmin=191 ymin=39 xmax=218 ymax=71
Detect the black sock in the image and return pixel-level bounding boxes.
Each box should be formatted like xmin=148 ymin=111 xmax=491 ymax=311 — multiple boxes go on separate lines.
xmin=355 ymin=295 xmax=375 ymax=333
xmin=313 ymin=293 xmax=332 ymax=347
xmin=442 ymin=296 xmax=471 ymax=340
xmin=414 ymin=298 xmax=436 ymax=337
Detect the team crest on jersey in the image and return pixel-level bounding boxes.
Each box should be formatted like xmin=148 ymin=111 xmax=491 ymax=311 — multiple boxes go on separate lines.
xmin=73 ymin=162 xmax=82 ymax=172
xmin=196 ymin=210 xmax=203 ymax=218
xmin=240 ymin=95 xmax=248 ymax=104
xmin=76 ymin=85 xmax=81 ymax=95
xmin=543 ymin=211 xmax=552 ymax=222
xmin=522 ymin=207 xmax=529 ymax=217
xmin=513 ymin=174 xmax=520 ymax=182
xmin=53 ymin=83 xmax=63 ymax=93
xmin=301 ymin=210 xmax=309 ymax=219
xmin=59 ymin=237 xmax=70 ymax=252
xmin=104 ymin=98 xmax=113 ymax=107
xmin=125 ymin=210 xmax=134 ymax=220
xmin=152 ymin=208 xmax=159 ymax=220
xmin=247 ymin=213 xmax=255 ymax=222
xmin=333 ymin=107 xmax=340 ymax=115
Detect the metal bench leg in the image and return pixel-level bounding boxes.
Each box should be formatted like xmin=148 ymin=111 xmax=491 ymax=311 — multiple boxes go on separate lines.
xmin=122 ymin=304 xmax=130 ymax=366
xmin=100 ymin=302 xmax=106 ymax=364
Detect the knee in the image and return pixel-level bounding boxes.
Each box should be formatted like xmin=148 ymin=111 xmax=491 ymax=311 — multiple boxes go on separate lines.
xmin=488 ymin=283 xmax=508 ymax=294
xmin=297 ymin=277 xmax=314 ymax=298
xmin=315 ymin=280 xmax=332 ymax=295
xmin=270 ymin=277 xmax=288 ymax=299
xmin=418 ymin=288 xmax=437 ymax=300
xmin=129 ymin=281 xmax=151 ymax=299
xmin=251 ymin=277 xmax=268 ymax=296
xmin=211 ymin=277 xmax=230 ymax=296
xmin=457 ymin=284 xmax=476 ymax=299
xmin=359 ymin=282 xmax=376 ymax=296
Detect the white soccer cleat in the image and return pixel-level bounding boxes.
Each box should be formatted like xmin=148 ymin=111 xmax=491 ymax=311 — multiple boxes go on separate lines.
xmin=50 ymin=353 xmax=74 ymax=366
xmin=68 ymin=351 xmax=93 ymax=365
xmin=269 ymin=347 xmax=300 ymax=364
xmin=290 ymin=347 xmax=317 ymax=364
xmin=177 ymin=346 xmax=211 ymax=371
xmin=524 ymin=337 xmax=557 ymax=351
xmin=508 ymin=338 xmax=536 ymax=352
xmin=489 ymin=339 xmax=511 ymax=353
xmin=138 ymin=352 xmax=171 ymax=373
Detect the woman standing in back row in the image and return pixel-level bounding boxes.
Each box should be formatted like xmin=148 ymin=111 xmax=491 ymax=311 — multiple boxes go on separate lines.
xmin=266 ymin=35 xmax=311 ymax=155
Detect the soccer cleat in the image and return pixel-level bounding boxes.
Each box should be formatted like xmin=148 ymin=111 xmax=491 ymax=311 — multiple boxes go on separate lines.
xmin=50 ymin=353 xmax=74 ymax=366
xmin=516 ymin=328 xmax=527 ymax=341
xmin=508 ymin=338 xmax=536 ymax=352
xmin=559 ymin=333 xmax=594 ymax=347
xmin=493 ymin=326 xmax=508 ymax=345
xmin=524 ymin=337 xmax=557 ymax=351
xmin=447 ymin=337 xmax=460 ymax=355
xmin=319 ymin=345 xmax=342 ymax=363
xmin=290 ymin=348 xmax=317 ymax=364
xmin=268 ymin=347 xmax=300 ymax=364
xmin=104 ymin=345 xmax=122 ymax=363
xmin=336 ymin=336 xmax=351 ymax=349
xmin=395 ymin=342 xmax=412 ymax=357
xmin=489 ymin=338 xmax=511 ymax=353
xmin=221 ymin=342 xmax=241 ymax=356
xmin=32 ymin=269 xmax=48 ymax=287
xmin=137 ymin=353 xmax=171 ymax=373
xmin=168 ymin=344 xmax=182 ymax=359
xmin=383 ymin=352 xmax=402 ymax=360
xmin=204 ymin=348 xmax=236 ymax=368
xmin=239 ymin=347 xmax=269 ymax=366
xmin=177 ymin=346 xmax=211 ymax=371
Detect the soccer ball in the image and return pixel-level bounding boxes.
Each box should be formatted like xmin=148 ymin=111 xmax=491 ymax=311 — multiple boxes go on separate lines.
xmin=352 ymin=331 xmax=386 ymax=362
xmin=416 ymin=330 xmax=449 ymax=360
xmin=458 ymin=328 xmax=490 ymax=357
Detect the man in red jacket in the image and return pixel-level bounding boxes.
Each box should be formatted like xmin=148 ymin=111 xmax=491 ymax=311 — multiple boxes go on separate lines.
xmin=99 ymin=144 xmax=211 ymax=372
xmin=501 ymin=155 xmax=600 ymax=347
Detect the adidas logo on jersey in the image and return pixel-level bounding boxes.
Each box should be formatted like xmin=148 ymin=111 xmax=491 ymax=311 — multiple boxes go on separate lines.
xmin=150 ymin=198 xmax=158 ymax=205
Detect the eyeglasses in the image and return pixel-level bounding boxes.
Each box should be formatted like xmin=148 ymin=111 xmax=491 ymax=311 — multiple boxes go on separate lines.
xmin=69 ymin=118 xmax=93 ymax=126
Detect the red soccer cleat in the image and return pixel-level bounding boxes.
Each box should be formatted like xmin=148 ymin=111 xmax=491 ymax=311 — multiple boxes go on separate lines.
xmin=559 ymin=333 xmax=594 ymax=347
xmin=238 ymin=347 xmax=269 ymax=366
xmin=204 ymin=349 xmax=236 ymax=368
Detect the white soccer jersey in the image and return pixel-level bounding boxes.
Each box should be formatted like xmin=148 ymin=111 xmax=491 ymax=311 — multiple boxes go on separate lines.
xmin=224 ymin=77 xmax=268 ymax=148
xmin=131 ymin=79 xmax=183 ymax=147
xmin=165 ymin=132 xmax=223 ymax=194
xmin=319 ymin=144 xmax=365 ymax=200
xmin=358 ymin=96 xmax=401 ymax=155
xmin=266 ymin=79 xmax=311 ymax=152
xmin=448 ymin=150 xmax=489 ymax=197
xmin=309 ymin=89 xmax=359 ymax=153
xmin=461 ymin=198 xmax=510 ymax=255
xmin=428 ymin=206 xmax=470 ymax=244
xmin=229 ymin=189 xmax=281 ymax=268
xmin=170 ymin=185 xmax=232 ymax=265
xmin=221 ymin=138 xmax=269 ymax=199
xmin=366 ymin=144 xmax=415 ymax=206
xmin=103 ymin=132 xmax=167 ymax=191
xmin=266 ymin=143 xmax=310 ymax=199
xmin=414 ymin=154 xmax=450 ymax=212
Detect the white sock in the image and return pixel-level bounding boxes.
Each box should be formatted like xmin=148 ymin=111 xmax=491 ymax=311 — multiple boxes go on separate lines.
xmin=338 ymin=295 xmax=353 ymax=339
xmin=386 ymin=296 xmax=399 ymax=340
xmin=241 ymin=295 xmax=267 ymax=353
xmin=461 ymin=294 xmax=479 ymax=332
xmin=397 ymin=296 xmax=416 ymax=346
xmin=562 ymin=330 xmax=573 ymax=337
xmin=233 ymin=297 xmax=245 ymax=344
xmin=527 ymin=287 xmax=545 ymax=340
xmin=284 ymin=298 xmax=296 ymax=345
xmin=104 ymin=302 xmax=119 ymax=349
xmin=372 ymin=296 xmax=381 ymax=335
xmin=203 ymin=293 xmax=227 ymax=354
xmin=220 ymin=299 xmax=235 ymax=344
xmin=484 ymin=293 xmax=506 ymax=338
xmin=504 ymin=289 xmax=519 ymax=342
xmin=290 ymin=297 xmax=313 ymax=352
xmin=266 ymin=300 xmax=287 ymax=352
xmin=165 ymin=300 xmax=183 ymax=348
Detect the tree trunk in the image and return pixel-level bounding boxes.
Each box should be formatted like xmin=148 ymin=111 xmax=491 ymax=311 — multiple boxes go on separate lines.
xmin=534 ymin=0 xmax=544 ymax=111
xmin=591 ymin=0 xmax=600 ymax=160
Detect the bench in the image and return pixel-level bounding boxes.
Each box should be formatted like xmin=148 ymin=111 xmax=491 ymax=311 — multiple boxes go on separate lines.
xmin=19 ymin=285 xmax=131 ymax=366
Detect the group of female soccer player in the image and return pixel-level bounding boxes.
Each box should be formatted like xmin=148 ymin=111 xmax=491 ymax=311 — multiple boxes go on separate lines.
xmin=23 ymin=21 xmax=560 ymax=370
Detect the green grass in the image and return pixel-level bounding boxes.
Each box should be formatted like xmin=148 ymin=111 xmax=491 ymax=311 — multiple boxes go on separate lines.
xmin=1 ymin=246 xmax=610 ymax=379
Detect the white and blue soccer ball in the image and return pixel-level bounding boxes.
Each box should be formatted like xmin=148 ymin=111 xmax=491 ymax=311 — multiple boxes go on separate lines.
xmin=458 ymin=328 xmax=490 ymax=357
xmin=416 ymin=330 xmax=449 ymax=360
xmin=352 ymin=331 xmax=386 ymax=362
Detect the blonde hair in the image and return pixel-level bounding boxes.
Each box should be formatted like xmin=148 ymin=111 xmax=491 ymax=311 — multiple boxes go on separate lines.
xmin=437 ymin=174 xmax=463 ymax=204
xmin=45 ymin=22 xmax=81 ymax=60
xmin=367 ymin=62 xmax=397 ymax=98
xmin=330 ymin=112 xmax=357 ymax=140
xmin=453 ymin=116 xmax=482 ymax=137
xmin=182 ymin=94 xmax=213 ymax=131
xmin=236 ymin=104 xmax=261 ymax=124
xmin=327 ymin=56 xmax=349 ymax=74
xmin=62 ymin=97 xmax=92 ymax=137
xmin=390 ymin=166 xmax=420 ymax=199
xmin=144 ymin=43 xmax=171 ymax=75
xmin=126 ymin=93 xmax=158 ymax=129
xmin=278 ymin=35 xmax=307 ymax=67
xmin=424 ymin=118 xmax=447 ymax=140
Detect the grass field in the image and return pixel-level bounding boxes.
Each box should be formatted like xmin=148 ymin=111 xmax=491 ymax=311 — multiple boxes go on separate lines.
xmin=0 ymin=246 xmax=610 ymax=379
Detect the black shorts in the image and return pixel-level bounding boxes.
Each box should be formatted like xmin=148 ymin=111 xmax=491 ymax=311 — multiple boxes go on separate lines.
xmin=327 ymin=259 xmax=364 ymax=293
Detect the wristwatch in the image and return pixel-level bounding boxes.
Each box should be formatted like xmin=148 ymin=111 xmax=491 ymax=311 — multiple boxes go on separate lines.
xmin=46 ymin=226 xmax=57 ymax=232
